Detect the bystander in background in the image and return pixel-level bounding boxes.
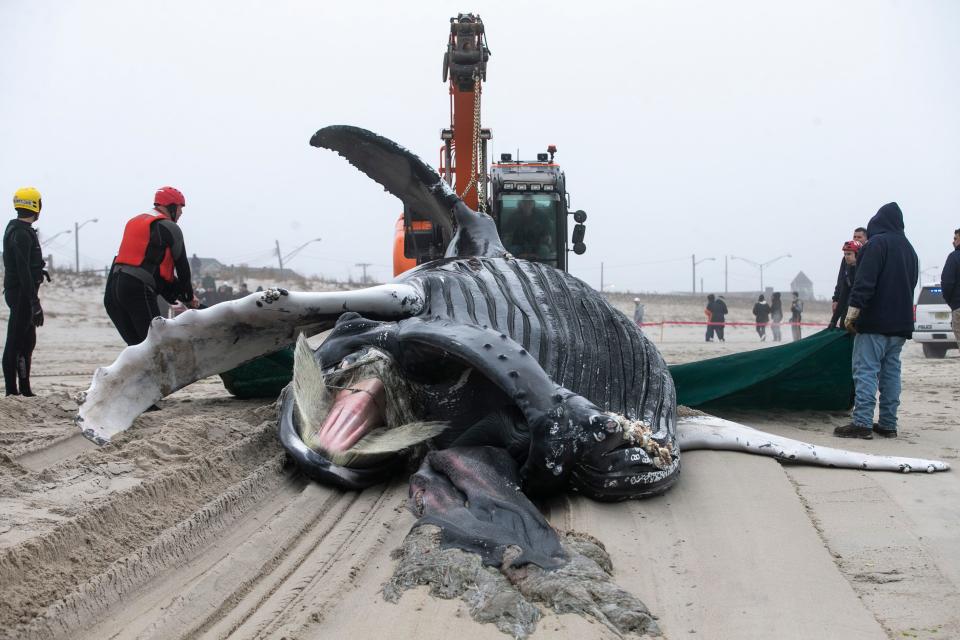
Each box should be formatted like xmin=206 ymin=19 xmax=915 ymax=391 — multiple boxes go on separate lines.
xmin=752 ymin=294 xmax=770 ymax=341
xmin=770 ymin=292 xmax=783 ymax=341
xmin=633 ymin=298 xmax=645 ymax=325
xmin=712 ymin=296 xmax=728 ymax=342
xmin=940 ymin=228 xmax=960 ymax=347
xmin=790 ymin=292 xmax=804 ymax=340
xmin=704 ymin=294 xmax=716 ymax=341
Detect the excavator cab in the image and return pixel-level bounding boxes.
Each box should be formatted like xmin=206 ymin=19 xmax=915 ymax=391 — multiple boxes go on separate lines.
xmin=488 ymin=149 xmax=586 ymax=272
xmin=497 ymin=193 xmax=561 ymax=264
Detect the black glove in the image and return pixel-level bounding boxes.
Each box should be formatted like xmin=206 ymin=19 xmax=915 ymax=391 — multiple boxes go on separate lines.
xmin=42 ymin=269 xmax=51 ymax=283
xmin=31 ymin=300 xmax=44 ymax=327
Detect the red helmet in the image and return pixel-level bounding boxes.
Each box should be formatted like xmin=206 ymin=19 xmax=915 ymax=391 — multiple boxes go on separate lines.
xmin=154 ymin=186 xmax=186 ymax=207
xmin=842 ymin=240 xmax=862 ymax=253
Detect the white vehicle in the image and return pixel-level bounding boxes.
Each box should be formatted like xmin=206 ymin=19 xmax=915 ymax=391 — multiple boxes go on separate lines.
xmin=914 ymin=283 xmax=957 ymax=358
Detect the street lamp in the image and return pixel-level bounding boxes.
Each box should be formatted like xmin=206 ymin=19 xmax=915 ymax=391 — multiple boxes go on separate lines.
xmin=75 ymin=218 xmax=98 ymax=272
xmin=730 ymin=254 xmax=791 ymax=291
xmin=275 ymin=237 xmax=322 ymax=279
xmin=692 ymin=254 xmax=715 ymax=294
xmin=40 ymin=229 xmax=71 ymax=247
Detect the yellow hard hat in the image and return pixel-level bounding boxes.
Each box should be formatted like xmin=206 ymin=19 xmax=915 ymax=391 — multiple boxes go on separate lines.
xmin=13 ymin=187 xmax=42 ymax=214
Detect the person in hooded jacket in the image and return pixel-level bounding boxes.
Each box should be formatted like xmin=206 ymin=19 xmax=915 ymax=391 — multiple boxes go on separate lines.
xmin=828 ymin=240 xmax=863 ymax=328
xmin=752 ymin=294 xmax=770 ymax=341
xmin=835 ymin=202 xmax=918 ymax=439
xmin=941 ymin=228 xmax=960 ymax=347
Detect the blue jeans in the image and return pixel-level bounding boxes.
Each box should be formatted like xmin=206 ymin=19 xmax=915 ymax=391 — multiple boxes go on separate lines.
xmin=852 ymin=333 xmax=906 ymax=429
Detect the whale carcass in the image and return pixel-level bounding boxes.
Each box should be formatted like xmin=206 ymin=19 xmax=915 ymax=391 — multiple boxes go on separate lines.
xmin=75 ymin=126 xmax=950 ymax=637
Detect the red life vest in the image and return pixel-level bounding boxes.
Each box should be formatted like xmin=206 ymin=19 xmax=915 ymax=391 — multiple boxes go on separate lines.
xmin=115 ymin=210 xmax=176 ymax=283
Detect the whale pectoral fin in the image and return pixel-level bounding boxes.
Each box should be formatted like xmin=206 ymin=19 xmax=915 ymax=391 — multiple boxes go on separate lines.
xmin=311 ymin=125 xmax=457 ymax=240
xmin=676 ymin=415 xmax=950 ymax=473
xmin=310 ymin=125 xmax=507 ymax=260
xmin=77 ymin=284 xmax=424 ymax=446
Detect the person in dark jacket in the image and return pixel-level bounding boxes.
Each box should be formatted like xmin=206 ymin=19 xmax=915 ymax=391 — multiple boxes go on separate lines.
xmin=712 ymin=296 xmax=728 ymax=342
xmin=104 ymin=187 xmax=198 ymax=346
xmin=832 ymin=227 xmax=868 ymax=318
xmin=829 ymin=240 xmax=863 ymax=328
xmin=941 ymin=228 xmax=960 ymax=347
xmin=752 ymin=294 xmax=770 ymax=341
xmin=3 ymin=187 xmax=50 ymax=396
xmin=769 ymin=292 xmax=783 ymax=342
xmin=835 ymin=202 xmax=918 ymax=439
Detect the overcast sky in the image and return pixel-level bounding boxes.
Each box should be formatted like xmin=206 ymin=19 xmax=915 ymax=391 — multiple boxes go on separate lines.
xmin=2 ymin=0 xmax=957 ymax=297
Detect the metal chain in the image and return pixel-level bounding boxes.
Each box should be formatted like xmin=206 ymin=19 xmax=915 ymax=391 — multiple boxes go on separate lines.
xmin=458 ymin=74 xmax=486 ymax=212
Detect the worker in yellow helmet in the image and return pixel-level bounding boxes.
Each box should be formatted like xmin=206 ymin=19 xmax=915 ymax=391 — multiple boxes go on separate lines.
xmin=3 ymin=187 xmax=50 ymax=395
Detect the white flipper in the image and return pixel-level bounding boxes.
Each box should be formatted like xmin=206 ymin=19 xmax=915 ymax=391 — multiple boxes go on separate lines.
xmin=77 ymin=285 xmax=423 ymax=445
xmin=677 ymin=415 xmax=950 ymax=473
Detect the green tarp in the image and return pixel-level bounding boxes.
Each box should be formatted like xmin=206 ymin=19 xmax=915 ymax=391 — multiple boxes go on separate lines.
xmin=219 ymin=348 xmax=294 ymax=399
xmin=669 ymin=328 xmax=854 ymax=410
xmin=220 ymin=328 xmax=855 ymax=411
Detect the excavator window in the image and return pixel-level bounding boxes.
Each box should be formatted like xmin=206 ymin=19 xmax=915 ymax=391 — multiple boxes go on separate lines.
xmin=498 ymin=193 xmax=560 ymax=264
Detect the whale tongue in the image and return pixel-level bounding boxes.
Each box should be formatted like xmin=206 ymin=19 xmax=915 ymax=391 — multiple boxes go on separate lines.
xmin=317 ymin=378 xmax=386 ymax=453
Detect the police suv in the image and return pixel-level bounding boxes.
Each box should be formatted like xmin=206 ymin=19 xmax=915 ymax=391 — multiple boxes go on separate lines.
xmin=914 ymin=284 xmax=957 ymax=358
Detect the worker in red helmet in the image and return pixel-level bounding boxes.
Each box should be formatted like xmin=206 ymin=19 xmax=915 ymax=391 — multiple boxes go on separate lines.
xmin=829 ymin=239 xmax=863 ymax=328
xmin=104 ymin=187 xmax=198 ymax=346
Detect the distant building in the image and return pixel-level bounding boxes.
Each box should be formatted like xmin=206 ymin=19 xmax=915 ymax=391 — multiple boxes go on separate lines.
xmin=791 ymin=271 xmax=814 ymax=301
xmin=190 ymin=257 xmax=226 ymax=275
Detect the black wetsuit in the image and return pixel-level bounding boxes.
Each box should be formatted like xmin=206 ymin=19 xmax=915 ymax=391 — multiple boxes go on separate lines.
xmin=829 ymin=263 xmax=857 ymax=328
xmin=2 ymin=218 xmax=45 ymax=395
xmin=104 ymin=214 xmax=193 ymax=346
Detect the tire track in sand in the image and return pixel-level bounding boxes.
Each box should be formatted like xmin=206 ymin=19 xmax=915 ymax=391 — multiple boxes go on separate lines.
xmin=69 ymin=480 xmax=409 ymax=640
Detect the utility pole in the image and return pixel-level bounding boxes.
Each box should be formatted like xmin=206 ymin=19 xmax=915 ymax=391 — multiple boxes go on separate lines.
xmin=355 ymin=262 xmax=372 ymax=284
xmin=74 ymin=218 xmax=98 ymax=272
xmin=725 ymin=255 xmax=728 ymax=293
xmin=693 ymin=254 xmax=716 ymax=296
xmin=600 ymin=261 xmax=604 ymax=292
xmin=275 ymin=240 xmax=284 ymax=279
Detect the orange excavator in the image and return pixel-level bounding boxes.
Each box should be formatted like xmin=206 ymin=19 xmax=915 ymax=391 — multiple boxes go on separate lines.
xmin=393 ymin=13 xmax=587 ymax=276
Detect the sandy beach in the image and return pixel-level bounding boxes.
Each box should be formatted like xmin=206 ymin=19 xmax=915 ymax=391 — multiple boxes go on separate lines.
xmin=1 ymin=276 xmax=957 ymax=640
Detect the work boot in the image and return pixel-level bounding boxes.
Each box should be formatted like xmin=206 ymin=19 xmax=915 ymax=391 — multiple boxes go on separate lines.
xmin=872 ymin=424 xmax=898 ymax=438
xmin=17 ymin=356 xmax=34 ymax=398
xmin=833 ymin=423 xmax=873 ymax=439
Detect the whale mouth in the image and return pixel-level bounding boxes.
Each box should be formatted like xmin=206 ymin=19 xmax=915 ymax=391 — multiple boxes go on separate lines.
xmin=292 ymin=337 xmax=448 ymax=468
xmin=314 ymin=377 xmax=386 ymax=453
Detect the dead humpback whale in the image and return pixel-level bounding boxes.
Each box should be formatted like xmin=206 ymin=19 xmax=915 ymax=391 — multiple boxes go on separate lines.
xmin=75 ymin=126 xmax=949 ymax=637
